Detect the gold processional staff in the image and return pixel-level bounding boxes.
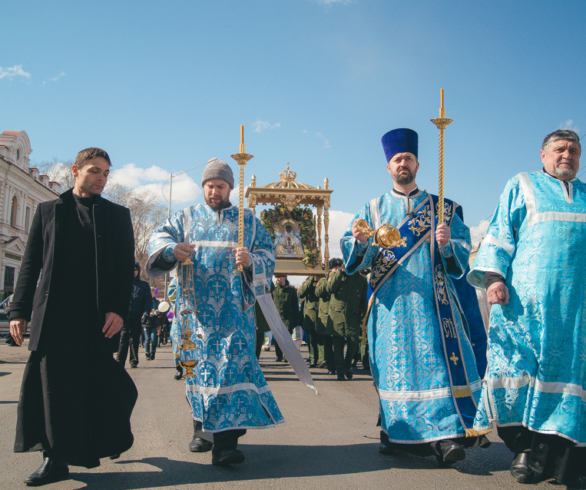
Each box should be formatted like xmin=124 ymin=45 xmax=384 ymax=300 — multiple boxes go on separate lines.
xmin=232 ymin=125 xmax=253 ymax=274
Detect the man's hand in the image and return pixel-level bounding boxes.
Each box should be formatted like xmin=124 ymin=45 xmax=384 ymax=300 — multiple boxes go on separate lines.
xmin=9 ymin=318 xmax=27 ymax=346
xmin=435 ymin=224 xmax=451 ymax=247
xmin=487 ymin=282 xmax=509 ymax=305
xmin=233 ymin=247 xmax=251 ymax=268
xmin=352 ymin=220 xmax=368 ymax=244
xmin=103 ymin=312 xmax=124 ymax=338
xmin=174 ymin=243 xmax=195 ymax=262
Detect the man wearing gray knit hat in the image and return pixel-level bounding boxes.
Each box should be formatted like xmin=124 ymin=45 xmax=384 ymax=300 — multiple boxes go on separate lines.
xmin=201 ymin=159 xmax=234 ymax=211
xmin=146 ymin=156 xmax=283 ymax=467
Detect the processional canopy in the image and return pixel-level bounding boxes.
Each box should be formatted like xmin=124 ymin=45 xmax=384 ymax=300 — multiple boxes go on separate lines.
xmin=246 ymin=163 xmax=333 ymax=276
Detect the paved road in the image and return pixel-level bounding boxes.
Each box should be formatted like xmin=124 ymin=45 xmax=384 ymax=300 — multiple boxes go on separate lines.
xmin=0 ymin=341 xmax=556 ymax=489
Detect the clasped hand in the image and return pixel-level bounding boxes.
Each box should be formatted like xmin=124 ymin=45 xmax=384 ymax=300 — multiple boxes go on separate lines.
xmin=173 ymin=243 xmax=251 ymax=267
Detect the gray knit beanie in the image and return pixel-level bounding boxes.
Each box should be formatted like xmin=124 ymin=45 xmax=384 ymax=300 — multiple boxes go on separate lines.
xmin=201 ymin=159 xmax=234 ymax=189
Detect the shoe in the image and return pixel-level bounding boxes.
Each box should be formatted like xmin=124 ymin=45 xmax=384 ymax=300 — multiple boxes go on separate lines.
xmin=436 ymin=441 xmax=465 ymax=466
xmin=345 ymin=370 xmax=354 ymax=380
xmin=146 ymin=353 xmax=151 ymax=360
xmin=309 ymin=363 xmax=317 ymax=368
xmin=130 ymin=363 xmax=138 ymax=368
xmin=510 ymin=452 xmax=535 ymax=483
xmin=317 ymin=361 xmax=327 ymax=368
xmin=24 ymin=456 xmax=69 ymax=486
xmin=189 ymin=437 xmax=213 ymax=453
xmin=276 ymin=358 xmax=283 ymax=362
xmin=328 ymin=370 xmax=336 ymax=375
xmin=212 ymin=449 xmax=245 ymax=466
xmin=379 ymin=443 xmax=394 ymax=455
xmin=109 ymin=454 xmax=120 ymax=460
xmin=151 ymin=352 xmax=155 ymax=360
xmin=337 ymin=374 xmax=346 ymax=381
xmin=174 ymin=371 xmax=182 ymax=380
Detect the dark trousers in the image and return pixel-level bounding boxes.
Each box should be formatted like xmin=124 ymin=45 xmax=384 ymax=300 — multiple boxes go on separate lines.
xmin=306 ymin=329 xmax=319 ymax=364
xmin=117 ymin=317 xmax=142 ymax=367
xmin=255 ymin=330 xmax=266 ymax=359
xmin=323 ymin=335 xmax=335 ymax=371
xmin=498 ymin=425 xmax=586 ymax=483
xmin=332 ymin=336 xmax=359 ymax=374
xmin=212 ymin=429 xmax=247 ymax=456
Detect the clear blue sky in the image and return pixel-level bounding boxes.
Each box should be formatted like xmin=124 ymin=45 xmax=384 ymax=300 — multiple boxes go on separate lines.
xmin=2 ymin=0 xmax=585 ymax=233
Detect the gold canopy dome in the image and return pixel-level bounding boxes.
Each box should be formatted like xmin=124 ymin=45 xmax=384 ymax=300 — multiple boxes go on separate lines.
xmin=262 ymin=163 xmax=317 ymax=190
xmin=245 ymin=162 xmax=333 ymax=275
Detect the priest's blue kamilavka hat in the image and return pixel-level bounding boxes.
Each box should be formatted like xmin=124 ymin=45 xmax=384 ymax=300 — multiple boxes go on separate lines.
xmin=381 ymin=128 xmax=418 ymax=162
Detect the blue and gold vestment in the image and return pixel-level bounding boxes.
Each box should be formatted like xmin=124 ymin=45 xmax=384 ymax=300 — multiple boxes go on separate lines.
xmin=469 ymin=171 xmax=586 ymax=445
xmin=342 ymin=189 xmax=483 ymax=443
xmin=147 ymin=203 xmax=284 ymax=432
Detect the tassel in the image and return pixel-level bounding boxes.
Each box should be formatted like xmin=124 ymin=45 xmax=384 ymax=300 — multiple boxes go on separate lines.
xmin=465 ymin=428 xmax=492 ymax=438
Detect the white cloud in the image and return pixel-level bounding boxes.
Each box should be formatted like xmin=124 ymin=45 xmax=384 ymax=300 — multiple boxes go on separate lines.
xmin=470 ymin=219 xmax=490 ymax=247
xmin=109 ymin=163 xmax=201 ymax=203
xmin=0 ymin=65 xmax=31 ymax=80
xmin=229 ymin=185 xmax=249 ymax=206
xmin=558 ymin=119 xmax=580 ymax=134
xmin=253 ymin=119 xmax=281 ymax=133
xmin=43 ymin=71 xmax=66 ymax=85
xmin=302 ymin=129 xmax=308 ymax=134
xmin=315 ymin=132 xmax=331 ymax=149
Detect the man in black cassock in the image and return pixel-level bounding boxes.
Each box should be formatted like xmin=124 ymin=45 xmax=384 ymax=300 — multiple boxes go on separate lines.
xmin=9 ymin=147 xmax=137 ymax=486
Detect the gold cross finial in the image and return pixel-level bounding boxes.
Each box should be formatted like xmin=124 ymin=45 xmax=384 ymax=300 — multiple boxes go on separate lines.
xmin=450 ymin=352 xmax=459 ymax=366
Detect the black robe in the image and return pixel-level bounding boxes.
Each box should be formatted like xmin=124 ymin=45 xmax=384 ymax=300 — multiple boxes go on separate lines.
xmin=11 ymin=191 xmax=137 ymax=468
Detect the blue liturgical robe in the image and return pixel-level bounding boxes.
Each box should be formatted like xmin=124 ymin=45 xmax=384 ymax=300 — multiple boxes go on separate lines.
xmin=146 ymin=203 xmax=284 ymax=432
xmin=341 ymin=189 xmax=483 ymax=444
xmin=468 ymin=171 xmax=586 ymax=445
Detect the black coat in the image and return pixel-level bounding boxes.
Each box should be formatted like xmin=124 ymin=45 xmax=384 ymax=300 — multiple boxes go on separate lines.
xmin=10 ymin=189 xmax=135 ymax=352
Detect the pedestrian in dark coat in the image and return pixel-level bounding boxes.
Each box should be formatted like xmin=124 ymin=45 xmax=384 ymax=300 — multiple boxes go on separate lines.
xmin=9 ymin=147 xmax=137 ymax=486
xmin=117 ymin=262 xmax=151 ymax=367
xmin=298 ymin=275 xmax=322 ymax=367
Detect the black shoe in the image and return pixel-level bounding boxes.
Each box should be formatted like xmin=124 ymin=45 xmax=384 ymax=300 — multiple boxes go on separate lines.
xmin=130 ymin=363 xmax=138 ymax=368
xmin=317 ymin=361 xmax=327 ymax=368
xmin=276 ymin=358 xmax=283 ymax=362
xmin=174 ymin=371 xmax=183 ymax=380
xmin=510 ymin=452 xmax=535 ymax=483
xmin=151 ymin=352 xmax=155 ymax=360
xmin=337 ymin=374 xmax=345 ymax=381
xmin=212 ymin=449 xmax=245 ymax=466
xmin=145 ymin=353 xmax=151 ymax=360
xmin=327 ymin=370 xmax=336 ymax=375
xmin=435 ymin=441 xmax=465 ymax=466
xmin=109 ymin=454 xmax=120 ymax=460
xmin=24 ymin=456 xmax=69 ymax=486
xmin=379 ymin=443 xmax=394 ymax=455
xmin=189 ymin=437 xmax=213 ymax=453
xmin=345 ymin=370 xmax=354 ymax=380
xmin=309 ymin=363 xmax=317 ymax=368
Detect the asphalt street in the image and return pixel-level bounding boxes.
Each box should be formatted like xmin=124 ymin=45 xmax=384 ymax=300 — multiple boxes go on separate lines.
xmin=0 ymin=341 xmax=560 ymax=490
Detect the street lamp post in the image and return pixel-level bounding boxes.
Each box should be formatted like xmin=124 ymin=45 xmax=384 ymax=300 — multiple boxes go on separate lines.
xmin=161 ymin=158 xmax=217 ymax=300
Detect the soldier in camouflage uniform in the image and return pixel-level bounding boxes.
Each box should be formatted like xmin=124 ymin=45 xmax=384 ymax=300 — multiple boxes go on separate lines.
xmin=298 ymin=276 xmax=322 ymax=367
xmin=316 ymin=260 xmax=339 ymax=375
xmin=326 ymin=262 xmax=368 ymax=380
xmin=272 ymin=275 xmax=299 ymax=362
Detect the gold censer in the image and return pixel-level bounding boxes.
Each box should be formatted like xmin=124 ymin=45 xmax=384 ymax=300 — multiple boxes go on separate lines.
xmin=355 ymin=219 xmax=407 ymax=249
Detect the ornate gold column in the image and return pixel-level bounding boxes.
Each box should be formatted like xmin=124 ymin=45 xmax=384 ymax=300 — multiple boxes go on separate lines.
xmin=316 ymin=204 xmax=323 ymax=268
xmin=323 ymin=201 xmax=330 ymax=270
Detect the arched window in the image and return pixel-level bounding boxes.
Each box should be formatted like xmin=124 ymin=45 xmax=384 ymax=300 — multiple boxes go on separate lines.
xmin=10 ymin=196 xmax=18 ymax=227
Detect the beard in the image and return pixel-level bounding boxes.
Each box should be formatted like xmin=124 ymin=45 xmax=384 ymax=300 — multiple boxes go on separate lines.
xmin=205 ymin=195 xmax=230 ymax=210
xmin=393 ymin=168 xmax=415 ymax=185
xmin=555 ymin=160 xmax=576 ymax=179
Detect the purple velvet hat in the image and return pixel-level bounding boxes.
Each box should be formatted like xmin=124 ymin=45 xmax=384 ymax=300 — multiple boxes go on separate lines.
xmin=381 ymin=128 xmax=418 ymax=162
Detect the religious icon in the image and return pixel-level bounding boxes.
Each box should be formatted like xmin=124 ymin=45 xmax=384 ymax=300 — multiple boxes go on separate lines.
xmin=274 ymin=219 xmax=304 ymax=258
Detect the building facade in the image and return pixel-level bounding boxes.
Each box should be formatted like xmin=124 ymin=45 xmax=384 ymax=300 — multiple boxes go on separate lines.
xmin=0 ymin=130 xmax=61 ymax=300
